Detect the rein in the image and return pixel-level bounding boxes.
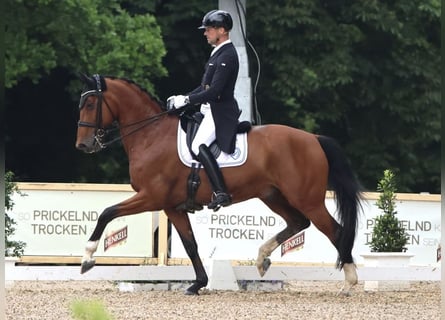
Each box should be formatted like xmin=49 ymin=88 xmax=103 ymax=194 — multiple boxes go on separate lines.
xmin=78 ymin=75 xmax=171 ymax=149
xmin=98 ymin=110 xmax=171 ymax=149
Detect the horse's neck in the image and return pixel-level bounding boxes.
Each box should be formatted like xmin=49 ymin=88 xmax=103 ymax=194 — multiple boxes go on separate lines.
xmin=118 ymin=101 xmax=160 ymax=126
xmin=118 ymin=102 xmax=177 ymax=154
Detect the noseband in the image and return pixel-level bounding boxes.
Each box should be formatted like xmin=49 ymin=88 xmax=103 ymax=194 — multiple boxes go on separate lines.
xmin=78 ymin=74 xmax=171 ymax=149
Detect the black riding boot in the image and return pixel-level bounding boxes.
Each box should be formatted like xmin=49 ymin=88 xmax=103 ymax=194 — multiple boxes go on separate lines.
xmin=197 ymin=144 xmax=232 ymax=211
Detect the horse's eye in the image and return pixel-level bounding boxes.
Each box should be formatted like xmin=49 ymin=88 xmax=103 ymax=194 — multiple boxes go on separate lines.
xmin=86 ymin=102 xmax=95 ymax=110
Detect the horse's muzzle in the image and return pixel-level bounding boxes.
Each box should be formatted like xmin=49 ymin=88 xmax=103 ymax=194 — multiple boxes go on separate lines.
xmin=76 ymin=139 xmax=102 ymax=154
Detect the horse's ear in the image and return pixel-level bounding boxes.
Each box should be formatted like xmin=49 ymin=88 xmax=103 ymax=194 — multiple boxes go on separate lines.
xmin=78 ymin=73 xmax=95 ymax=89
xmin=99 ymin=75 xmax=107 ymax=91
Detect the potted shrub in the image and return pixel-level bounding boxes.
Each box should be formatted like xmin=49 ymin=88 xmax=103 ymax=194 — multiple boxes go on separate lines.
xmin=369 ymin=169 xmax=409 ymax=252
xmin=361 ymin=169 xmax=413 ymax=291
xmin=5 ymin=171 xmax=26 ymax=271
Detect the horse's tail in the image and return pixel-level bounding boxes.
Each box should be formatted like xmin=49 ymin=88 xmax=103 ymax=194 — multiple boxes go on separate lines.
xmin=316 ymin=135 xmax=363 ymax=269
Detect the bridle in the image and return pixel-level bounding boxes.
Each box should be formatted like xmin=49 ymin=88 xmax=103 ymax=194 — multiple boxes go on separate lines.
xmin=77 ymin=74 xmax=171 ymax=149
xmin=78 ymin=75 xmax=114 ymax=148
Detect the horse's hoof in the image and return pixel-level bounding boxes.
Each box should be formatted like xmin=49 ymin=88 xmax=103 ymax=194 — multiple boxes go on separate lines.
xmin=257 ymin=257 xmax=271 ymax=277
xmin=262 ymin=258 xmax=271 ymax=273
xmin=337 ymin=289 xmax=352 ymax=297
xmin=184 ymin=282 xmax=204 ymax=295
xmin=336 ymin=282 xmax=355 ymax=297
xmin=184 ymin=290 xmax=199 ymax=296
xmin=80 ymin=259 xmax=96 ymax=274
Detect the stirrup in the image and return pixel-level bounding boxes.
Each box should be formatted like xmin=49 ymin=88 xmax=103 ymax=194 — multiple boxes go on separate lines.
xmin=207 ymin=192 xmax=232 ymax=212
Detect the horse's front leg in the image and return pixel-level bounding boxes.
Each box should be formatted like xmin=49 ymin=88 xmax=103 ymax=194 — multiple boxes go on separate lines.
xmin=165 ymin=209 xmax=208 ymax=295
xmin=81 ymin=205 xmax=119 ymax=274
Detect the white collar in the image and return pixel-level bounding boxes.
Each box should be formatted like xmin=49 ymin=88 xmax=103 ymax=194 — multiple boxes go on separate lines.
xmin=210 ymin=39 xmax=231 ymax=57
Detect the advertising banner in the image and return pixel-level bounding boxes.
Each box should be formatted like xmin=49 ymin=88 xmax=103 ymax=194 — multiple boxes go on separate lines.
xmin=7 ymin=184 xmax=154 ymax=258
xmin=171 ymin=195 xmax=441 ymax=266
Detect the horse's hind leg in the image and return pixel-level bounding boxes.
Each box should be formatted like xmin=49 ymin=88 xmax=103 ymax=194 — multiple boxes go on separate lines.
xmin=301 ymin=204 xmax=358 ymax=295
xmin=256 ymin=225 xmax=305 ymax=277
xmin=256 ymin=190 xmax=310 ymax=277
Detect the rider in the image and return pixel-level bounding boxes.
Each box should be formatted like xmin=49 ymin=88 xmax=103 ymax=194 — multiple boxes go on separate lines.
xmin=167 ymin=10 xmax=240 ymax=211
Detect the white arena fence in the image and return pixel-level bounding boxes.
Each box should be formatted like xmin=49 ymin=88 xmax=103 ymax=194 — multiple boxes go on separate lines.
xmin=5 ymin=183 xmax=441 ymax=284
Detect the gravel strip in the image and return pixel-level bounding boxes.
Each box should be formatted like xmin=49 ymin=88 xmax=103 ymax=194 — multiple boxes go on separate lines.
xmin=6 ymin=281 xmax=441 ymax=320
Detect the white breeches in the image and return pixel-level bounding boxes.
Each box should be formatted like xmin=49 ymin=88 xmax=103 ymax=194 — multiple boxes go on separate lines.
xmin=191 ymin=103 xmax=216 ymax=155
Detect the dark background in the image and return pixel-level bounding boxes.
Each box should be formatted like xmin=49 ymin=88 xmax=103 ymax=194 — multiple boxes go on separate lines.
xmin=5 ymin=0 xmax=441 ymax=193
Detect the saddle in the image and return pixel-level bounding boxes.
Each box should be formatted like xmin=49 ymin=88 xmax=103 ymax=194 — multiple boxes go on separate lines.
xmin=176 ymin=106 xmax=251 ymax=213
xmin=179 ymin=107 xmax=251 ymax=159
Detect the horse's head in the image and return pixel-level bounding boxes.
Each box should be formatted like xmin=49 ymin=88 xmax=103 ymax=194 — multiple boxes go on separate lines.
xmin=76 ymin=73 xmax=170 ymax=153
xmin=76 ymin=74 xmax=117 ymax=153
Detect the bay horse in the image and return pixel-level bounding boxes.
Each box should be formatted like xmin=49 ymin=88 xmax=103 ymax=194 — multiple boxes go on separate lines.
xmin=76 ymin=74 xmax=362 ymax=295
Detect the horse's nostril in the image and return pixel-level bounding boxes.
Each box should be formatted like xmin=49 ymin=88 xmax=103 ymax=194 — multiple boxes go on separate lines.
xmin=76 ymin=143 xmax=87 ymax=151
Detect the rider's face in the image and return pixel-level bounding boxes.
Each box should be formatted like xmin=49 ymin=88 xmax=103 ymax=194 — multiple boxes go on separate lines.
xmin=204 ymin=26 xmax=225 ymax=46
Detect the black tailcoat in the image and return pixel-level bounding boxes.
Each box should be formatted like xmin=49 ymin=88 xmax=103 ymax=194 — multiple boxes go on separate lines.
xmin=188 ymin=42 xmax=240 ymax=154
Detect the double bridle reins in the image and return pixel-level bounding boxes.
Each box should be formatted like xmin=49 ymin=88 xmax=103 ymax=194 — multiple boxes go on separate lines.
xmin=77 ymin=75 xmax=170 ymax=149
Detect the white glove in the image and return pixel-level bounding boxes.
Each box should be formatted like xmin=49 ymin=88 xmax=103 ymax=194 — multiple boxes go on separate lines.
xmin=173 ymin=95 xmax=189 ymax=108
xmin=166 ymin=95 xmax=176 ymax=110
xmin=166 ymin=95 xmax=189 ymax=110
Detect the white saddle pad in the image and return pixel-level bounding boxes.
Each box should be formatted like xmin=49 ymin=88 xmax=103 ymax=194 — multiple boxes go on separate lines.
xmin=177 ymin=122 xmax=248 ymax=168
